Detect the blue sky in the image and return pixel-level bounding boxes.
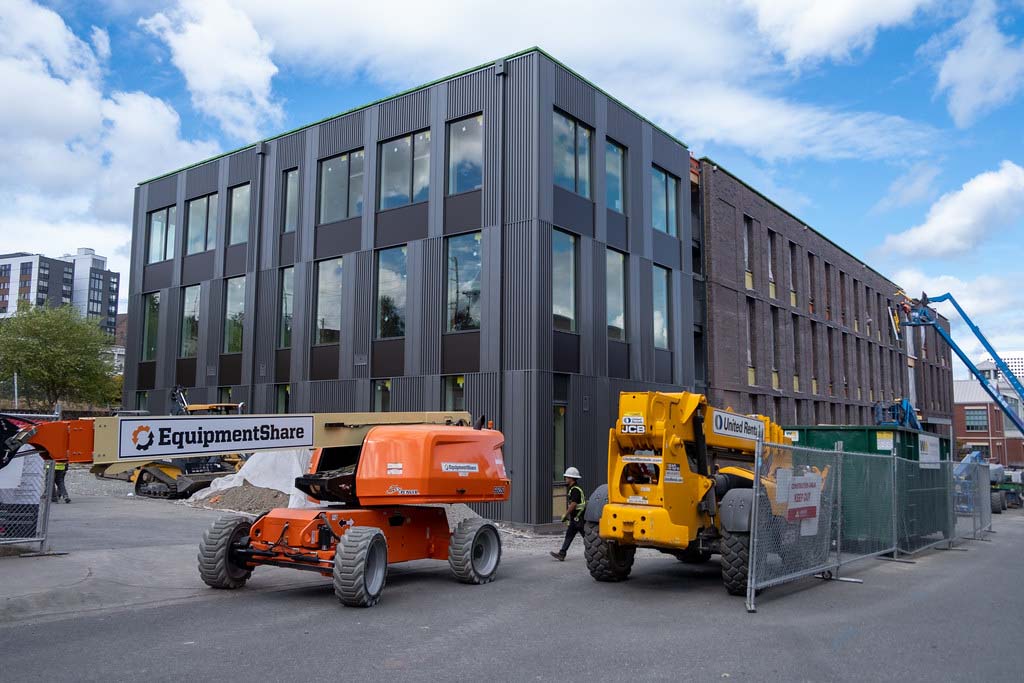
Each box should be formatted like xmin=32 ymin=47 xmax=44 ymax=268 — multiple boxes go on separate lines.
xmin=3 ymin=0 xmax=1023 ymax=370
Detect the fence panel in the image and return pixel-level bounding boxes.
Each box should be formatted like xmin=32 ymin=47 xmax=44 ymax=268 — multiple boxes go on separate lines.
xmin=0 ymin=457 xmax=56 ymax=551
xmin=976 ymin=464 xmax=992 ymax=534
xmin=896 ymin=458 xmax=954 ymax=554
xmin=837 ymin=450 xmax=897 ymax=564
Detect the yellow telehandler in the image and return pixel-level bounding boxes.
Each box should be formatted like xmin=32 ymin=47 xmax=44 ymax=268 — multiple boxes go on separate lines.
xmin=583 ymin=391 xmax=822 ymax=595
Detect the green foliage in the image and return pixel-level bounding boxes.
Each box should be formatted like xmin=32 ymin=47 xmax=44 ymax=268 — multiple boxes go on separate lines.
xmin=0 ymin=305 xmax=117 ymax=408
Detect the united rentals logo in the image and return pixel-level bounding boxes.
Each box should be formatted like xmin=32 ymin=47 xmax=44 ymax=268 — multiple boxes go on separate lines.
xmin=131 ymin=425 xmax=154 ymax=451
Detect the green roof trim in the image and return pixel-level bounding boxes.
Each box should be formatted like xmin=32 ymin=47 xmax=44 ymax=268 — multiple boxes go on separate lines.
xmin=139 ymin=46 xmax=688 ymax=186
xmin=699 ymin=156 xmax=902 ymax=292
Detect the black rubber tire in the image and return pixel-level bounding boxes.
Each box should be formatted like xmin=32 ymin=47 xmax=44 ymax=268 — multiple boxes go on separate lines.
xmin=676 ymin=545 xmax=712 ymax=564
xmin=583 ymin=521 xmax=635 ymax=582
xmin=334 ymin=526 xmax=388 ymax=607
xmin=1000 ymin=491 xmax=1008 ymax=511
xmin=720 ymin=528 xmax=750 ymax=596
xmin=198 ymin=515 xmax=253 ymax=589
xmin=991 ymin=491 xmax=1003 ymax=514
xmin=448 ymin=518 xmax=502 ymax=584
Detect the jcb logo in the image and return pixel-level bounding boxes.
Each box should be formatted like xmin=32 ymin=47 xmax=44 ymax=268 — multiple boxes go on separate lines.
xmin=621 ymin=424 xmax=646 ymax=434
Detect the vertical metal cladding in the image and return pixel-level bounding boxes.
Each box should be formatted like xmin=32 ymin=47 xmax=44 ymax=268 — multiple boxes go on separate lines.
xmin=502 ymin=220 xmax=536 ymax=372
xmin=420 ymin=236 xmax=443 ymax=375
xmin=504 ymin=54 xmax=536 ymax=223
xmin=548 ymin=59 xmax=595 ymax=123
xmin=447 ymin=66 xmax=502 ymax=227
xmin=253 ymin=268 xmax=279 ymax=386
xmin=146 ymin=174 xmax=178 ymax=211
xmin=228 ymin=147 xmax=258 ymax=186
xmin=350 ymin=251 xmax=373 ymax=379
xmin=502 ymin=370 xmax=548 ymax=525
xmin=308 ymin=379 xmax=363 ymax=412
xmin=317 ymin=111 xmax=365 ymax=159
xmin=275 ymin=132 xmax=305 ymax=172
xmin=390 ymin=376 xmax=425 ymax=411
xmin=569 ymin=374 xmax=611 ymax=489
xmin=590 ymin=238 xmax=608 ymax=377
xmin=377 ymin=90 xmax=430 ymax=140
xmin=185 ymin=161 xmax=219 ymax=199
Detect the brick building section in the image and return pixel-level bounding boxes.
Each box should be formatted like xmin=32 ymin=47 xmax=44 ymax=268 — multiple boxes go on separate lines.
xmin=699 ymin=159 xmax=954 ymax=432
xmin=953 ymin=380 xmax=1024 ymax=467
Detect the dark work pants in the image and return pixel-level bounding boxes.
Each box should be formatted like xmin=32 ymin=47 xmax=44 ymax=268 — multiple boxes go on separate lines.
xmin=52 ymin=468 xmax=69 ymax=501
xmin=560 ymin=518 xmax=585 ymax=554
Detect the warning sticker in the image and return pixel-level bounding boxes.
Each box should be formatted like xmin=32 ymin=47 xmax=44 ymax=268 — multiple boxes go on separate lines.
xmin=919 ymin=434 xmax=940 ymax=470
xmin=876 ymin=431 xmax=894 ymax=451
xmin=784 ymin=430 xmax=800 ymax=443
xmin=621 ymin=414 xmax=646 ymax=434
xmin=627 ymin=495 xmax=648 ymax=505
xmin=442 ymin=462 xmax=479 ymax=477
xmin=386 ymin=462 xmax=403 ymax=475
xmin=622 ymin=454 xmax=662 ymax=464
xmin=785 ymin=472 xmax=822 ymax=536
xmin=664 ymin=463 xmax=683 ymax=483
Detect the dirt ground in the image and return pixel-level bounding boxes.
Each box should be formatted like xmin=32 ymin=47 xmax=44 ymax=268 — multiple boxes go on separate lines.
xmin=189 ymin=481 xmax=289 ymax=514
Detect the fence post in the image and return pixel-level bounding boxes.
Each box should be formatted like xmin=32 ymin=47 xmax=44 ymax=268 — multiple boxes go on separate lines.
xmin=834 ymin=443 xmax=843 ymax=578
xmin=745 ymin=437 xmax=763 ymax=613
xmin=890 ymin=448 xmax=899 ymax=557
xmin=38 ymin=462 xmax=56 ymax=554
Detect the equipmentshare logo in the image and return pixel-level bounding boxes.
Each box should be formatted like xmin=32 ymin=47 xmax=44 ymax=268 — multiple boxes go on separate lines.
xmin=153 ymin=423 xmax=307 ymax=450
xmin=131 ymin=425 xmax=154 ymax=451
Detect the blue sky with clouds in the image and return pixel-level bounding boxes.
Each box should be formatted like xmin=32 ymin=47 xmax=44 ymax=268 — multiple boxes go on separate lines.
xmin=3 ymin=0 xmax=1023 ymax=369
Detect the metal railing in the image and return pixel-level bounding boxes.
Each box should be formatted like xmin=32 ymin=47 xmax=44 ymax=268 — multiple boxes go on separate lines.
xmin=0 ymin=410 xmax=63 ymax=554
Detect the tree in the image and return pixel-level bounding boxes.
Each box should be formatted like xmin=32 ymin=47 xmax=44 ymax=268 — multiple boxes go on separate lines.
xmin=0 ymin=305 xmax=117 ymax=408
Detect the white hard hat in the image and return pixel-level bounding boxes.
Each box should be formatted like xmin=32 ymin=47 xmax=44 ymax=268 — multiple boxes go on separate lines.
xmin=563 ymin=467 xmax=582 ymax=479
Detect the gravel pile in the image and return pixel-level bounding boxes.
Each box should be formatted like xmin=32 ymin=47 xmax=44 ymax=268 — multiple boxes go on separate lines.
xmin=65 ymin=466 xmax=133 ymax=497
xmin=190 ymin=482 xmax=288 ymax=514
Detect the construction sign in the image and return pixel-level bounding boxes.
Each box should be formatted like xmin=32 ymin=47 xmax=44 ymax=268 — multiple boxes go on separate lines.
xmin=786 ymin=472 xmax=822 ymax=536
xmin=117 ymin=416 xmax=314 ymax=460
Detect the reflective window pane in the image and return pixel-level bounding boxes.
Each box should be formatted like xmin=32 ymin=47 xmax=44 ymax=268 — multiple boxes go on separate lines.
xmin=207 ymin=194 xmax=218 ymax=249
xmin=141 ymin=292 xmax=160 ymax=361
xmin=376 ymin=246 xmax=407 ymax=338
xmin=179 ymin=285 xmax=200 ymax=357
xmin=348 ymin=150 xmax=365 ymax=217
xmin=553 ymin=111 xmax=575 ymax=192
xmin=412 ymin=131 xmax=431 ymax=203
xmin=552 ymin=230 xmax=576 ymax=332
xmin=446 ymin=232 xmax=482 ymax=331
xmin=444 ymin=375 xmax=465 ymax=411
xmin=319 ymin=154 xmax=349 ymax=224
xmin=283 ymin=169 xmax=299 ymax=233
xmin=228 ymin=184 xmax=250 ymax=245
xmin=374 ymin=379 xmax=391 ymax=412
xmin=605 ymin=141 xmax=625 ymax=213
xmin=186 ymin=196 xmax=208 ymax=255
xmin=666 ymin=174 xmax=678 ymax=237
xmin=576 ymin=124 xmax=591 ymax=199
xmin=223 ymin=276 xmax=246 ymax=353
xmin=148 ymin=210 xmax=165 ymax=264
xmin=448 ymin=115 xmax=483 ymax=194
xmin=278 ymin=267 xmax=294 ymax=348
xmin=651 ymin=167 xmax=667 ymax=233
xmin=653 ymin=266 xmax=670 ymax=349
xmin=315 ymin=257 xmax=343 ymax=344
xmin=165 ymin=206 xmax=176 ymax=260
xmin=606 ymin=249 xmax=626 ymax=340
xmin=379 ymin=136 xmax=412 ymax=209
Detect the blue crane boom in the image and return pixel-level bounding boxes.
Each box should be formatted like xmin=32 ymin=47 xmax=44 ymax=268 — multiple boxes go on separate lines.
xmin=901 ymin=292 xmax=1024 ymax=436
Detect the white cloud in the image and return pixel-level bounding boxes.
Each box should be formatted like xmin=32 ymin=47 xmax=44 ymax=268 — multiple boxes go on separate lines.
xmin=90 ymin=26 xmax=110 ymax=61
xmin=872 ymin=163 xmax=942 ymax=212
xmin=881 ymin=161 xmax=1024 ymax=257
xmin=935 ymin=0 xmax=1024 ymax=127
xmin=140 ymin=0 xmax=282 ymax=141
xmin=739 ymin=0 xmax=934 ymax=64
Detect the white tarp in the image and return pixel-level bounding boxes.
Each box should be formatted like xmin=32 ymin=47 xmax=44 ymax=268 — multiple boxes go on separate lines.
xmin=189 ymin=449 xmax=321 ymax=509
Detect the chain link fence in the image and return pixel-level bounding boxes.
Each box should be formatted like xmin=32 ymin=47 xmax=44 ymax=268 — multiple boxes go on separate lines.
xmin=0 ymin=457 xmax=56 ymax=552
xmin=896 ymin=457 xmax=954 ymax=554
xmin=952 ymin=462 xmax=992 ymax=540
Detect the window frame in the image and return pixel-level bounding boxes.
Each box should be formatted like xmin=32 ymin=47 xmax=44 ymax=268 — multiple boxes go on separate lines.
xmin=606 ymin=248 xmax=627 ymax=341
xmin=278 ymin=266 xmax=294 ymax=349
xmin=227 ymin=183 xmax=251 ymax=246
xmin=222 ymin=275 xmax=247 ymax=354
xmin=282 ymin=168 xmax=299 ymax=234
xmin=651 ymin=165 xmax=679 ymax=236
xmin=178 ymin=284 xmax=201 ymax=358
xmin=605 ymin=138 xmax=626 ymax=214
xmin=141 ymin=291 xmax=160 ymax=362
xmin=316 ymin=148 xmax=365 ymax=225
xmin=445 ymin=231 xmax=483 ymax=333
xmin=146 ymin=205 xmax=177 ymax=264
xmin=552 ymin=110 xmax=593 ymax=199
xmin=653 ymin=265 xmax=671 ymax=350
xmin=378 ymin=130 xmax=431 ymax=211
xmin=375 ymin=245 xmax=408 ymax=339
xmin=552 ymin=229 xmax=578 ymax=333
xmin=446 ymin=114 xmax=484 ymax=196
xmin=313 ymin=257 xmax=344 ymax=346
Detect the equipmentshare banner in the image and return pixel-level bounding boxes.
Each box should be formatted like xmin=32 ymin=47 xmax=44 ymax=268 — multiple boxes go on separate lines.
xmin=117 ymin=415 xmax=315 ymax=459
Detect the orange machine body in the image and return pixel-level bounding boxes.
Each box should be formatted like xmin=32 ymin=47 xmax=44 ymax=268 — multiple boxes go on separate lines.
xmin=14 ymin=418 xmax=96 ymax=465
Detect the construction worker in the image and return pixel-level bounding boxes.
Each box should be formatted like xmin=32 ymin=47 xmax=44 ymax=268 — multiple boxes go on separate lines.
xmin=550 ymin=467 xmax=586 ymax=561
xmin=52 ymin=460 xmax=70 ymax=503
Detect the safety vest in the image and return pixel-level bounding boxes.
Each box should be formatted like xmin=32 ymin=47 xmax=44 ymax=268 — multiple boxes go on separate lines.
xmin=54 ymin=461 xmax=67 ymax=471
xmin=569 ymin=485 xmax=586 ymax=520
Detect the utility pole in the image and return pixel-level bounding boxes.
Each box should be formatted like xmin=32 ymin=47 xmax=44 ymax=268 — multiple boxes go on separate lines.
xmin=13 ymin=372 xmax=17 ymax=409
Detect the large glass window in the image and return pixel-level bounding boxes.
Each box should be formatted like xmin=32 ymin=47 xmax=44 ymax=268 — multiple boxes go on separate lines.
xmin=223 ymin=276 xmax=246 ymax=353
xmin=379 ymin=131 xmax=431 ymax=210
xmin=448 ymin=115 xmax=484 ymax=195
xmin=146 ymin=206 xmax=176 ymax=264
xmin=651 ymin=166 xmax=679 ymax=236
xmin=553 ymin=111 xmax=592 ymax=198
xmin=315 ymin=257 xmax=343 ymax=345
xmin=283 ymin=169 xmax=299 ymax=233
xmin=607 ymin=249 xmax=626 ymax=340
xmin=444 ymin=375 xmax=465 ymax=411
xmin=318 ymin=149 xmax=365 ymax=224
xmin=605 ymin=140 xmax=625 ymax=213
xmin=653 ymin=266 xmax=670 ymax=349
xmin=141 ymin=292 xmax=160 ymax=361
xmin=278 ymin=267 xmax=294 ymax=348
xmin=552 ymin=230 xmax=576 ymax=332
xmin=446 ymin=232 xmax=482 ymax=331
xmin=964 ymin=409 xmax=988 ymax=432
xmin=376 ymin=246 xmax=407 ymax=338
xmin=186 ymin=193 xmax=218 ymax=255
xmin=179 ymin=285 xmax=200 ymax=358
xmin=228 ymin=184 xmax=250 ymax=245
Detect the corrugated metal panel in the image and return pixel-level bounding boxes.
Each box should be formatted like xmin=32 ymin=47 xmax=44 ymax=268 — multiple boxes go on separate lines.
xmin=251 ymin=383 xmax=274 ymax=413
xmin=318 ymin=111 xmax=365 ymax=158
xmin=185 ymin=161 xmax=219 ymax=199
xmin=228 ymin=148 xmax=258 ymax=186
xmin=253 ymin=269 xmax=278 ymax=386
xmin=420 ymin=237 xmax=443 ymax=374
xmin=390 ymin=376 xmax=425 ymax=411
xmin=446 ymin=67 xmax=489 ymax=119
xmin=606 ymin=101 xmax=642 ymax=147
xmin=502 ymin=370 xmax=549 ymax=524
xmin=502 ymin=220 xmax=537 ymax=371
xmin=308 ymin=379 xmax=362 ymax=412
xmin=447 ymin=66 xmax=502 ymax=227
xmin=504 ymin=55 xmax=535 ymax=223
xmin=146 ymin=175 xmax=178 ymax=210
xmin=377 ymin=90 xmax=430 ymax=140
xmin=122 ymin=293 xmax=142 ymax=394
xmin=349 ymin=251 xmax=372 ymax=379
xmin=548 ymin=58 xmax=595 ymax=124
xmin=590 ymin=238 xmax=608 ymax=377
xmin=569 ymin=374 xmax=611 ymax=487
xmin=275 ymin=132 xmax=305 ymax=171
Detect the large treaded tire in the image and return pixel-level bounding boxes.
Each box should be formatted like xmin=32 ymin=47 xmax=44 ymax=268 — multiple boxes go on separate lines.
xmin=583 ymin=521 xmax=635 ymax=582
xmin=333 ymin=526 xmax=388 ymax=607
xmin=720 ymin=529 xmax=750 ymax=596
xmin=991 ymin=491 xmax=1003 ymax=514
xmin=198 ymin=515 xmax=253 ymax=589
xmin=448 ymin=518 xmax=502 ymax=584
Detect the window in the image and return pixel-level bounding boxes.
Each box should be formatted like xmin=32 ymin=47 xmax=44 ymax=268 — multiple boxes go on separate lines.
xmin=767 ymin=230 xmax=776 ymax=284
xmin=278 ymin=267 xmax=294 ymax=348
xmin=553 ymin=404 xmax=567 ymax=483
xmin=650 ymin=166 xmax=678 ymax=236
xmin=136 ymin=391 xmax=149 ymax=411
xmin=653 ymin=266 xmax=670 ymax=349
xmin=374 ymin=379 xmax=391 ymax=412
xmin=964 ymin=408 xmax=988 ymax=432
xmin=228 ymin=184 xmax=250 ymax=246
xmin=315 ymin=257 xmax=343 ymax=345
xmin=792 ymin=314 xmax=801 ymax=391
xmin=807 ymin=253 xmax=817 ymax=312
xmin=218 ymin=387 xmax=233 ymax=404
xmin=552 ymin=230 xmax=576 ymax=332
xmin=147 ymin=206 xmax=177 ymax=263
xmin=444 ymin=375 xmax=465 ymax=411
xmin=552 ymin=111 xmax=591 ymax=198
xmin=186 ymin=193 xmax=218 ymax=255
xmin=446 ymin=232 xmax=482 ymax=331
xmin=746 ymin=297 xmax=756 ymax=382
xmin=376 ymin=246 xmax=407 ymax=338
xmin=223 ymin=276 xmax=246 ymax=353
xmin=141 ymin=292 xmax=160 ymax=361
xmin=318 ymin=150 xmax=365 ymax=223
xmin=743 ymin=216 xmax=754 ymax=275
xmin=276 ymin=384 xmax=291 ymax=413
xmin=448 ymin=115 xmax=483 ymax=195
xmin=605 ymin=140 xmax=625 ymax=213
xmin=379 ymin=131 xmax=431 ymax=210
xmin=606 ymin=249 xmax=626 ymax=340
xmin=179 ymin=285 xmax=200 ymax=358
xmin=283 ymin=169 xmax=299 ymax=233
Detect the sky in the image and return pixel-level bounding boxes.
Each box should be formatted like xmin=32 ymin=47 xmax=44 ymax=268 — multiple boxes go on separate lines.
xmin=3 ymin=0 xmax=1023 ymax=374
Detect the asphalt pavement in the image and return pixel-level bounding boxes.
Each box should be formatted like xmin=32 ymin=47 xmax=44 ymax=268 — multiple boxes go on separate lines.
xmin=1 ymin=495 xmax=1022 ymax=682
